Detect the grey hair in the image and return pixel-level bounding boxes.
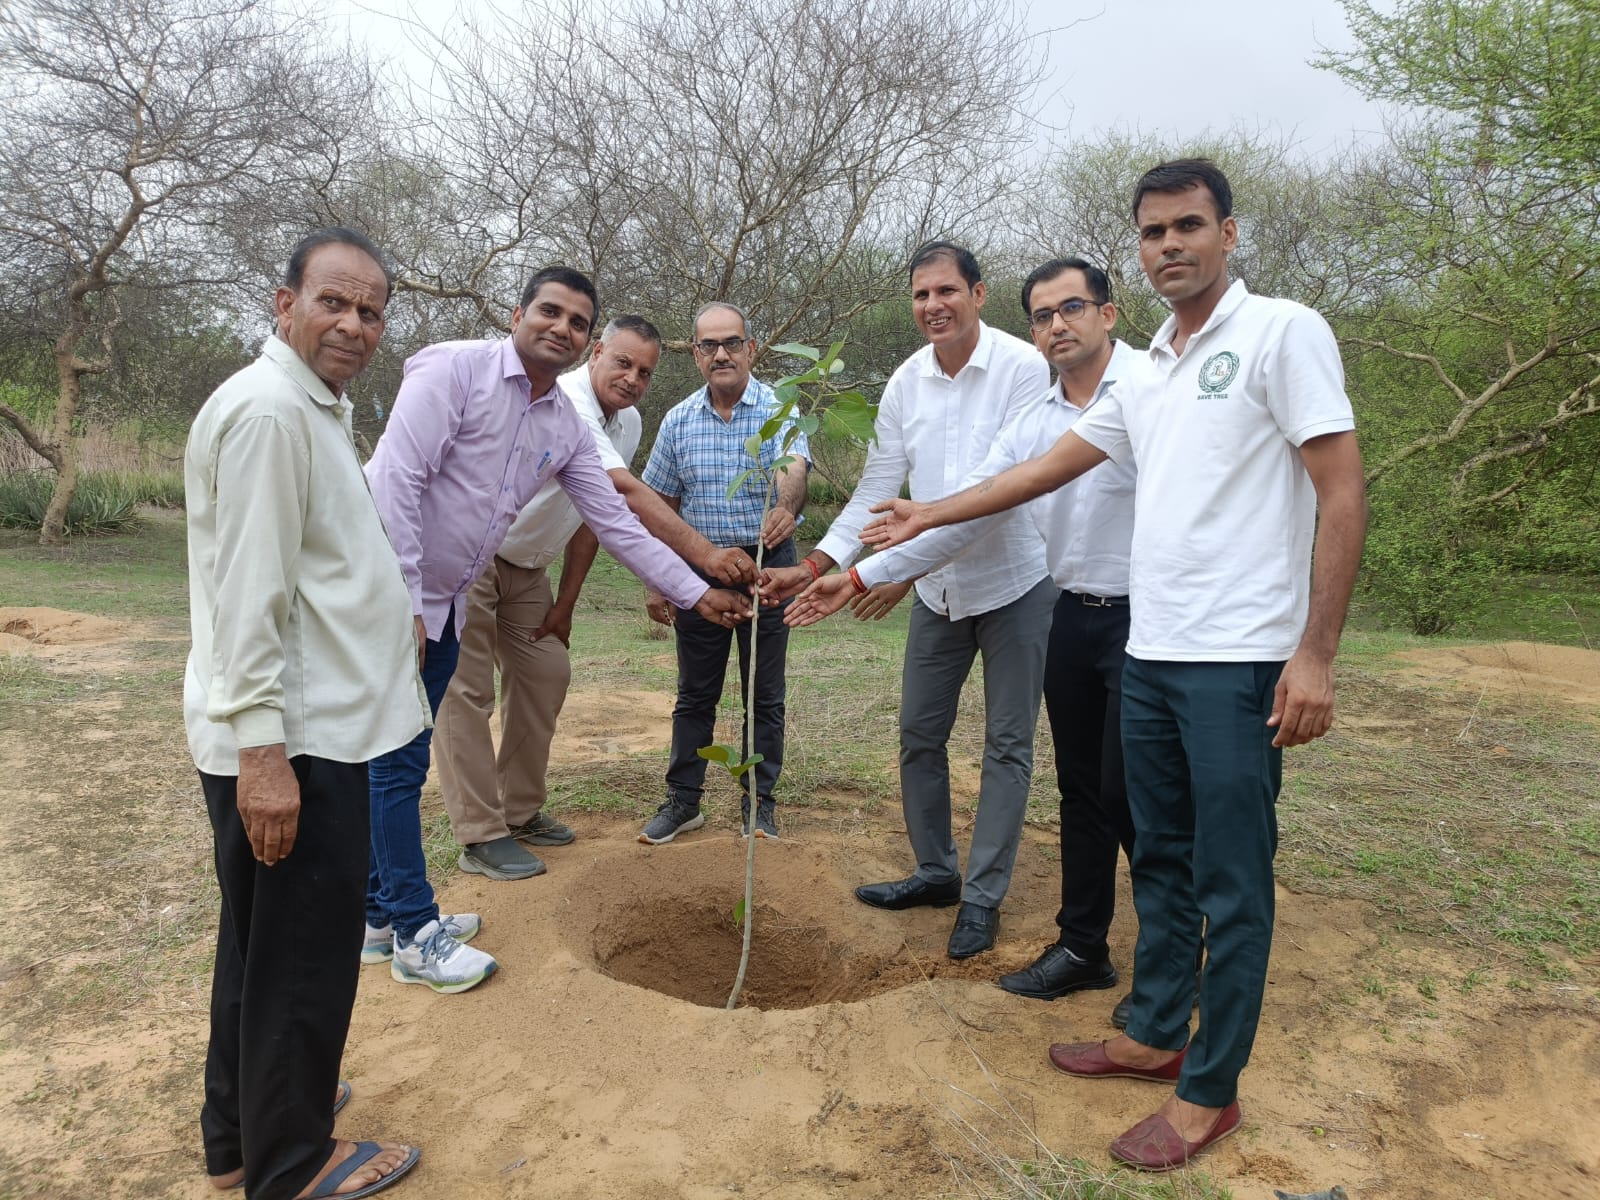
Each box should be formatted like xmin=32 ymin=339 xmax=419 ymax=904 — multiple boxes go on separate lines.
xmin=690 ymin=301 xmax=752 ymax=341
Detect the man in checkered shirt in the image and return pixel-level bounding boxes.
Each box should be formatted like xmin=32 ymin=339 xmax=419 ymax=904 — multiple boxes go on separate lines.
xmin=636 ymin=301 xmax=809 ymax=843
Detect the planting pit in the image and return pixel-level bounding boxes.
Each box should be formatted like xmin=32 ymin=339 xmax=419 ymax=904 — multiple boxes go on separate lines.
xmin=562 ymin=836 xmax=917 ymax=1009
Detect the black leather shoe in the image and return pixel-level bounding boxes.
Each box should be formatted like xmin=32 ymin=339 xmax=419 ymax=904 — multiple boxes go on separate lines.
xmin=855 ymin=875 xmax=961 ymax=910
xmin=1111 ymin=990 xmax=1134 ymax=1029
xmin=998 ymin=943 xmax=1118 ymax=1000
xmin=947 ymin=902 xmax=1000 ymax=959
xmin=1110 ymin=969 xmax=1202 ymax=1030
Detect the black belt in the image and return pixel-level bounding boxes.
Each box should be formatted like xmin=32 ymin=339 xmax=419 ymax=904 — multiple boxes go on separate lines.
xmin=1067 ymin=591 xmax=1128 ymax=607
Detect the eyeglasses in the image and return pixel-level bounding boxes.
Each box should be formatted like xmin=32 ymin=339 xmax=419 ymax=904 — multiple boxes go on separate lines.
xmin=1027 ymin=297 xmax=1105 ymax=330
xmin=692 ymin=336 xmax=750 ymax=356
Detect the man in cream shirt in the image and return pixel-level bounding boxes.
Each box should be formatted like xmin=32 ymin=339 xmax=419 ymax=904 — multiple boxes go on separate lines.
xmin=184 ymin=228 xmax=425 ymax=1200
xmin=433 ymin=315 xmax=753 ymax=881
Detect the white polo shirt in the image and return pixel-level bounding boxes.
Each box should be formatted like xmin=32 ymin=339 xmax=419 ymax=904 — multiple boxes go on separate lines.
xmin=1074 ymin=281 xmax=1355 ymax=662
xmin=857 ymin=339 xmax=1145 ymax=598
xmin=494 ymin=365 xmax=642 ymax=570
xmin=816 ymin=322 xmax=1049 ymax=620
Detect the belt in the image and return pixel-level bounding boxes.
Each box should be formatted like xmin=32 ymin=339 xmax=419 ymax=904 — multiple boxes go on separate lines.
xmin=1068 ymin=592 xmax=1128 ymax=607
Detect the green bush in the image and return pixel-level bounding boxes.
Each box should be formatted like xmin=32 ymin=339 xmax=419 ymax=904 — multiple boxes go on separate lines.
xmin=1360 ymin=487 xmax=1497 ymax=636
xmin=0 ymin=471 xmax=142 ymax=535
xmin=113 ymin=469 xmax=185 ymax=508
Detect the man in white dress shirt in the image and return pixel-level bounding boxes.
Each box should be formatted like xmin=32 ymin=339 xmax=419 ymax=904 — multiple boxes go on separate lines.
xmin=787 ymin=257 xmax=1152 ymax=1013
xmin=765 ymin=241 xmax=1055 ymax=960
xmin=432 ymin=315 xmax=754 ymax=881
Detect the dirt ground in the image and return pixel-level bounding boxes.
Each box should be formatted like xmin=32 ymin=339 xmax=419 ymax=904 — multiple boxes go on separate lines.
xmin=1 ymin=607 xmax=1597 ymax=1200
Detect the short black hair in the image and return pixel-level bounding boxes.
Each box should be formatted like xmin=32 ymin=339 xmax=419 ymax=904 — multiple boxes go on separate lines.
xmin=1020 ymin=257 xmax=1112 ymax=315
xmin=519 ymin=266 xmax=600 ymax=327
xmin=690 ymin=301 xmax=751 ymax=341
xmin=907 ymin=240 xmax=982 ymax=288
xmin=602 ymin=314 xmax=662 ymax=345
xmin=1132 ymin=157 xmax=1233 ymax=224
xmin=284 ymin=227 xmax=393 ymax=304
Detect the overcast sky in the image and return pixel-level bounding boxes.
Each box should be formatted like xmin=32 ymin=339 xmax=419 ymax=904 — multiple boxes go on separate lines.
xmin=1024 ymin=0 xmax=1390 ymax=158
xmin=337 ymin=0 xmax=1394 ymax=162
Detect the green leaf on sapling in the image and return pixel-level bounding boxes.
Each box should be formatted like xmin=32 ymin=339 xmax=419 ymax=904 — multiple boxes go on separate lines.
xmin=771 ymin=343 xmax=820 ymax=361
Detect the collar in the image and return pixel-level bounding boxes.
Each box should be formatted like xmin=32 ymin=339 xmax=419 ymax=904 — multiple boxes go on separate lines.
xmin=692 ymin=376 xmax=771 ymax=414
xmin=263 ymin=335 xmax=349 ymax=410
xmin=1150 ymin=279 xmax=1250 ymax=357
xmin=917 ymin=320 xmax=996 ymax=380
xmin=1048 ymin=338 xmax=1137 ymax=408
xmin=559 ymin=363 xmax=622 ymax=429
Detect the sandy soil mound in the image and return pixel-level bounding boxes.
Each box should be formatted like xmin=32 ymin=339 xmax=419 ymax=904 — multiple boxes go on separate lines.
xmin=1397 ymin=640 xmax=1600 ymax=712
xmin=0 ymin=606 xmax=125 ymax=653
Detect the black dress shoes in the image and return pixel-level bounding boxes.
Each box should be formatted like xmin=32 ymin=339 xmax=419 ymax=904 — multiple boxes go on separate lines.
xmin=855 ymin=875 xmax=961 ymax=910
xmin=998 ymin=942 xmax=1119 ymax=1000
xmin=947 ymin=901 xmax=1000 ymax=959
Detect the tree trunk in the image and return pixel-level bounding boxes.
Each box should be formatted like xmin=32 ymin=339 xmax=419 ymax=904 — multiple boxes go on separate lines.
xmin=39 ymin=349 xmax=85 ymax=547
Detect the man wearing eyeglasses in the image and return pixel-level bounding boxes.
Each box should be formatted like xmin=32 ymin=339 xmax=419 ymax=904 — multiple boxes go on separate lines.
xmin=815 ymin=160 xmax=1368 ymax=1172
xmin=764 ymin=241 xmax=1055 ymax=961
xmin=636 ymin=301 xmax=809 ymax=843
xmin=783 ymin=257 xmax=1153 ymax=1008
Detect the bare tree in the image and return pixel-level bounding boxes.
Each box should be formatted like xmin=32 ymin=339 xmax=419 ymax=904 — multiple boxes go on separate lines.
xmin=373 ymin=0 xmax=1041 ymax=363
xmin=0 ymin=0 xmax=372 ymax=544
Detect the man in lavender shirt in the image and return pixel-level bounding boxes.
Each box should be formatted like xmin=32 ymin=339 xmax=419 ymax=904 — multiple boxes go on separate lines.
xmin=362 ymin=266 xmax=752 ymax=994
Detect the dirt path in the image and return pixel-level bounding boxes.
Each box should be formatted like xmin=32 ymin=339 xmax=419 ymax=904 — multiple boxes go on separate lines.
xmin=1 ymin=610 xmax=1596 ymax=1199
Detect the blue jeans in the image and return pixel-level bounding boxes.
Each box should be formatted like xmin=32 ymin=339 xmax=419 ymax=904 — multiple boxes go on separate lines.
xmin=366 ymin=610 xmax=460 ymax=942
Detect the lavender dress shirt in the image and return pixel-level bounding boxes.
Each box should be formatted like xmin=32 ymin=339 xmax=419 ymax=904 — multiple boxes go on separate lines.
xmin=366 ymin=336 xmax=707 ymax=638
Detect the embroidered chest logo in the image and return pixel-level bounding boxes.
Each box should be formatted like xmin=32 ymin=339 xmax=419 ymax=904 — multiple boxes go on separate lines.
xmin=1198 ymin=351 xmax=1240 ymax=395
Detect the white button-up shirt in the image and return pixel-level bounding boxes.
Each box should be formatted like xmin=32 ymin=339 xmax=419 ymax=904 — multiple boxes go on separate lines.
xmin=858 ymin=340 xmax=1144 ymax=598
xmin=183 ymin=336 xmax=429 ymax=774
xmin=495 ymin=365 xmax=641 ymax=570
xmin=817 ymin=322 xmax=1050 ymax=620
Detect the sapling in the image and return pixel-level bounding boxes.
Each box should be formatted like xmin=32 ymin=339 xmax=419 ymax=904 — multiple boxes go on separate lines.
xmin=698 ymin=340 xmax=874 ymax=1009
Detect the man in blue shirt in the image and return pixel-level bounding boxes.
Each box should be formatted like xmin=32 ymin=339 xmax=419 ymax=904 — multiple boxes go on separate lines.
xmin=638 ymin=302 xmax=809 ymax=842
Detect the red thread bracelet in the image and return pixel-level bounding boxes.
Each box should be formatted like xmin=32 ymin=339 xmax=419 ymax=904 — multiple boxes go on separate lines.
xmin=848 ymin=566 xmax=869 ymax=595
xmin=801 ymin=556 xmax=821 ymax=582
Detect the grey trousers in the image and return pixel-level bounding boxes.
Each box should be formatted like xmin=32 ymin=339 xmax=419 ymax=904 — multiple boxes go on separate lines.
xmin=898 ymin=576 xmax=1055 ymax=907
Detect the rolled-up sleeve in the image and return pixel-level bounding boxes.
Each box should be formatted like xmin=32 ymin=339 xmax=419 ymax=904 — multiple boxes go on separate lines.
xmin=207 ymin=413 xmax=311 ymax=748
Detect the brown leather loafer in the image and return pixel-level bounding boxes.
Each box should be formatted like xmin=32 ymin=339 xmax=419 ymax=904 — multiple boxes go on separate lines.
xmin=1109 ymin=1100 xmax=1242 ymax=1172
xmin=1047 ymin=1039 xmax=1185 ymax=1082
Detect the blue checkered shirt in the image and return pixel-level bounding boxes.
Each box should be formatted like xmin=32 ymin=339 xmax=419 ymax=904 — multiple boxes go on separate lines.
xmin=641 ymin=377 xmax=809 ymax=547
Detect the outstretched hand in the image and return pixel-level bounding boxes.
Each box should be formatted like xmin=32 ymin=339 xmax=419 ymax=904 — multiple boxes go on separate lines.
xmin=694 ymin=587 xmax=753 ymax=627
xmin=784 ymin=573 xmax=857 ymax=627
xmin=758 ymin=563 xmax=816 ymax=607
xmin=861 ymin=498 xmax=932 ymax=549
xmin=1267 ymin=650 xmax=1335 ymax=747
xmin=849 ymin=578 xmax=912 ymax=621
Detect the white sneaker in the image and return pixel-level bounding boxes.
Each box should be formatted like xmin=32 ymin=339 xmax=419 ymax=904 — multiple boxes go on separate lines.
xmin=362 ymin=913 xmax=482 ymax=965
xmin=390 ymin=919 xmax=498 ymax=993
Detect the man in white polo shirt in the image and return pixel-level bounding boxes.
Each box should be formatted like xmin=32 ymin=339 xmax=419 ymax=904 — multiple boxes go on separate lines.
xmin=787 ymin=256 xmax=1155 ymax=1015
xmin=765 ymin=241 xmax=1055 ymax=961
xmin=847 ymin=160 xmax=1368 ymax=1172
xmin=433 ymin=315 xmax=754 ymax=881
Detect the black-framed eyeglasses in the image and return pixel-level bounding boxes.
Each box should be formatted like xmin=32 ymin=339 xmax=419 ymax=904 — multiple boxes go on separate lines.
xmin=692 ymin=336 xmax=750 ymax=356
xmin=1027 ymin=297 xmax=1105 ymax=330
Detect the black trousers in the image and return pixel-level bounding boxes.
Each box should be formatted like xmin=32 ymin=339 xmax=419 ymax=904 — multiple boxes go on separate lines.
xmin=1041 ymin=591 xmax=1135 ymax=962
xmin=665 ymin=538 xmax=794 ymax=805
xmin=200 ymin=756 xmax=369 ymax=1199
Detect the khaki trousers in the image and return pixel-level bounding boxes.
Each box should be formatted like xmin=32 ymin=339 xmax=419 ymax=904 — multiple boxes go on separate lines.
xmin=434 ymin=557 xmax=571 ymax=847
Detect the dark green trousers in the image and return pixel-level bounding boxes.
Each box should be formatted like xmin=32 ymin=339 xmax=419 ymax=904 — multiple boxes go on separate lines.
xmin=1120 ymin=656 xmax=1284 ymax=1108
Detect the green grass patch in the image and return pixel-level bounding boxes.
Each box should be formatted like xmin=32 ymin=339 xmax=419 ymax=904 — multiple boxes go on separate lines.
xmin=0 ymin=505 xmax=188 ymax=622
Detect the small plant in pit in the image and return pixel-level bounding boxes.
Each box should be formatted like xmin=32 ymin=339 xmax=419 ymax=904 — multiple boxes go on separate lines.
xmin=697 ymin=340 xmax=874 ymax=1009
